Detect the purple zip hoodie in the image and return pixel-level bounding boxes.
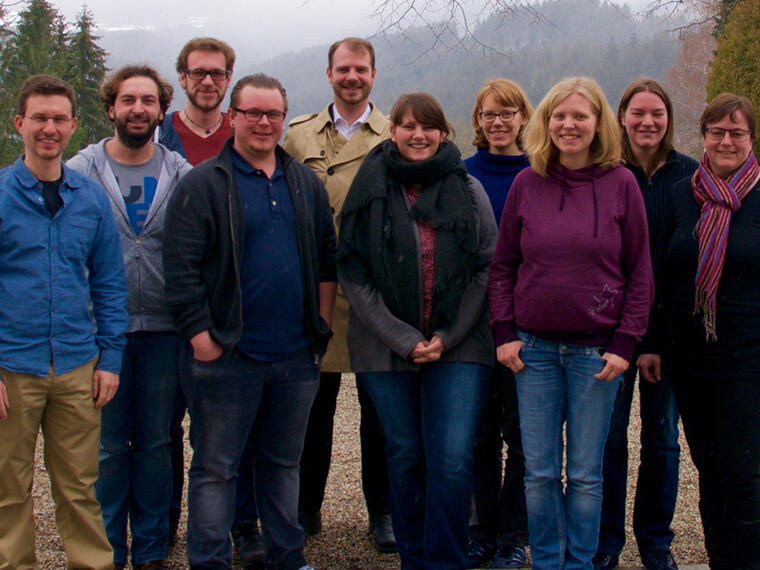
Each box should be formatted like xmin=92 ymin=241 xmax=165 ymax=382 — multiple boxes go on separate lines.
xmin=488 ymin=162 xmax=653 ymax=363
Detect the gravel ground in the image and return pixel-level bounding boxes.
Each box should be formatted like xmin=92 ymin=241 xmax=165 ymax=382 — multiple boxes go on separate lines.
xmin=32 ymin=374 xmax=707 ymax=569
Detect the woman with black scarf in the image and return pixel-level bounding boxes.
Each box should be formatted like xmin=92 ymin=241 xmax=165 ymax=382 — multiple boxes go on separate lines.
xmin=337 ymin=93 xmax=497 ymax=569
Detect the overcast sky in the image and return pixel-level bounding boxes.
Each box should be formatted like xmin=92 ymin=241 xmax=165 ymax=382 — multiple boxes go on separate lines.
xmin=39 ymin=0 xmax=655 ymax=56
xmin=43 ymin=0 xmax=378 ymax=50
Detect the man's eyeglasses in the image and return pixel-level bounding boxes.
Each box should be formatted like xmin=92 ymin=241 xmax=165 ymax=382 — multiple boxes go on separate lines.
xmin=231 ymin=107 xmax=286 ymax=123
xmin=26 ymin=114 xmax=72 ymax=126
xmin=184 ymin=68 xmax=229 ymax=82
xmin=478 ymin=108 xmax=521 ymax=123
xmin=704 ymin=127 xmax=751 ymax=141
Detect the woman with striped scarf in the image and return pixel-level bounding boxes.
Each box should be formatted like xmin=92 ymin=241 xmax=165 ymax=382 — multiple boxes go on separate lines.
xmin=655 ymin=93 xmax=760 ymax=568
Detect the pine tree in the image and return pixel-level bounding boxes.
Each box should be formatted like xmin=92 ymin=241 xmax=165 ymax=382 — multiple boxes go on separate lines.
xmin=65 ymin=7 xmax=110 ymax=154
xmin=0 ymin=1 xmax=111 ymax=164
xmin=0 ymin=0 xmax=67 ymax=164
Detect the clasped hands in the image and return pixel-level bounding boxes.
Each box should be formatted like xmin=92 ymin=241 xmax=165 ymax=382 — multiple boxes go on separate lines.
xmin=409 ymin=334 xmax=445 ymax=363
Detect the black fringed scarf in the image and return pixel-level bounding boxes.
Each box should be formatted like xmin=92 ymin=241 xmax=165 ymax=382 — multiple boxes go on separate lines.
xmin=338 ymin=139 xmax=478 ymax=335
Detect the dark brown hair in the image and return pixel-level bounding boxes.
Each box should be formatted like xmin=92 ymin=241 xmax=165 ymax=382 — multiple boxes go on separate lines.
xmin=618 ymin=77 xmax=674 ymax=176
xmin=176 ymin=37 xmax=236 ymax=73
xmin=100 ymin=65 xmax=173 ymax=119
xmin=229 ymin=73 xmax=288 ymax=113
xmin=390 ymin=92 xmax=453 ymax=140
xmin=17 ymin=74 xmax=76 ymax=117
xmin=328 ymin=37 xmax=375 ymax=70
xmin=700 ymin=92 xmax=756 ymax=141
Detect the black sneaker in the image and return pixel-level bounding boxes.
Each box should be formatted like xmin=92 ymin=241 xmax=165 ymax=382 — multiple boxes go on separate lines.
xmin=490 ymin=545 xmax=527 ymax=568
xmin=231 ymin=519 xmax=266 ymax=568
xmin=467 ymin=537 xmax=496 ymax=568
xmin=642 ymin=550 xmax=678 ymax=570
xmin=593 ymin=552 xmax=619 ymax=570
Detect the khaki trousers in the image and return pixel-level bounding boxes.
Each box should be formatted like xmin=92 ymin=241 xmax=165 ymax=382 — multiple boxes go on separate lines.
xmin=0 ymin=359 xmax=113 ymax=570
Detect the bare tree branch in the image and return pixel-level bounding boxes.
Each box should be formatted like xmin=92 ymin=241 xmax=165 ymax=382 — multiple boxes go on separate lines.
xmin=369 ymin=0 xmax=712 ymax=57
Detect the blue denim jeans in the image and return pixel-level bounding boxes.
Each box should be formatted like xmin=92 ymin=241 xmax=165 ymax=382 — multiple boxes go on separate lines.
xmin=598 ymin=361 xmax=680 ymax=558
xmin=358 ymin=361 xmax=490 ymax=570
xmin=96 ymin=331 xmax=179 ymax=565
xmin=515 ymin=331 xmax=621 ymax=570
xmin=181 ymin=346 xmax=319 ymax=570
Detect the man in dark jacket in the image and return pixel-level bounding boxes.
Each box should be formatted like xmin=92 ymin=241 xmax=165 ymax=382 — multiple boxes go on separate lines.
xmin=163 ymin=73 xmax=336 ymax=570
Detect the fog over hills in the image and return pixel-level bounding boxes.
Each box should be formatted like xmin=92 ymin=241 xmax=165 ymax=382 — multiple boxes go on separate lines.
xmin=93 ymin=0 xmax=682 ymax=153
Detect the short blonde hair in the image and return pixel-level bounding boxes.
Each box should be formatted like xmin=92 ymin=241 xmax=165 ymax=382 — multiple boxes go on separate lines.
xmin=471 ymin=79 xmax=533 ymax=150
xmin=524 ymin=77 xmax=621 ymax=177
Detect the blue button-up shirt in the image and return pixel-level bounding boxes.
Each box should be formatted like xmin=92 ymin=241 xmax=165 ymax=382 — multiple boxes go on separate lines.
xmin=0 ymin=157 xmax=128 ymax=376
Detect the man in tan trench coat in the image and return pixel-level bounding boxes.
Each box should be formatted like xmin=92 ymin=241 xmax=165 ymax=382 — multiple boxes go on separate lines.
xmin=282 ymin=36 xmax=396 ymax=553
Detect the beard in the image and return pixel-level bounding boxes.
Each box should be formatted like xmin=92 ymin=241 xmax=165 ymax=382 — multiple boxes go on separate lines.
xmin=187 ymin=86 xmax=225 ymax=112
xmin=114 ymin=115 xmax=159 ymax=149
xmin=333 ymin=81 xmax=370 ymax=106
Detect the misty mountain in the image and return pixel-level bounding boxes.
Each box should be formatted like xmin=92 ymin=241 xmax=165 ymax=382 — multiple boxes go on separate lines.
xmin=97 ymin=0 xmax=681 ymax=154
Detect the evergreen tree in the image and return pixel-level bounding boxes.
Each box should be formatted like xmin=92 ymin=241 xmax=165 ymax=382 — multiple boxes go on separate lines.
xmin=706 ymin=0 xmax=760 ymax=156
xmin=0 ymin=1 xmax=110 ymax=164
xmin=714 ymin=0 xmax=740 ymax=38
xmin=0 ymin=0 xmax=67 ymax=163
xmin=65 ymin=7 xmax=110 ymax=154
xmin=2 ymin=0 xmax=65 ymax=86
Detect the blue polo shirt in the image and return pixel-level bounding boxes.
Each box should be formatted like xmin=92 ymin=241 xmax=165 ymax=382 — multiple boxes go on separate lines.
xmin=0 ymin=157 xmax=128 ymax=376
xmin=231 ymin=147 xmax=308 ymax=361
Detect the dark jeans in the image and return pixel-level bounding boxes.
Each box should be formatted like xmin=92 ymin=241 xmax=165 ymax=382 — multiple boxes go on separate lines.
xmin=359 ymin=362 xmax=490 ymax=570
xmin=97 ymin=331 xmax=179 ymax=564
xmin=235 ymin=431 xmax=259 ymax=524
xmin=671 ymin=372 xmax=760 ymax=569
xmin=171 ymin=387 xmax=261 ymax=534
xmin=298 ymin=371 xmax=390 ymax=518
xmin=598 ymin=362 xmax=680 ymax=558
xmin=471 ymin=363 xmax=528 ymax=548
xmin=169 ymin=384 xmax=186 ymax=533
xmin=181 ymin=346 xmax=319 ymax=570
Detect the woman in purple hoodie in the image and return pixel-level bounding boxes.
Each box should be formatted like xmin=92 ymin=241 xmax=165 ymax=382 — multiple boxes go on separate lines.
xmin=487 ymin=77 xmax=653 ymax=570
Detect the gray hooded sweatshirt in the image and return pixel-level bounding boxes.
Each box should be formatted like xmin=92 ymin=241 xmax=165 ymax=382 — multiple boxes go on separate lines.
xmin=68 ymin=139 xmax=193 ymax=333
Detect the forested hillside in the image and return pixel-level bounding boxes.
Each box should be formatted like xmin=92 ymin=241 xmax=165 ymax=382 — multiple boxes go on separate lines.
xmin=254 ymin=0 xmax=680 ymax=154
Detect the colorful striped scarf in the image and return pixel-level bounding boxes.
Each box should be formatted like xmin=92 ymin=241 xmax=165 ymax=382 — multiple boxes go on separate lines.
xmin=691 ymin=151 xmax=760 ymax=340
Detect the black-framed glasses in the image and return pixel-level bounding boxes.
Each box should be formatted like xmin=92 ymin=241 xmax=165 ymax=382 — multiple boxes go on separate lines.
xmin=704 ymin=127 xmax=750 ymax=141
xmin=479 ymin=108 xmax=521 ymax=123
xmin=184 ymin=68 xmax=229 ymax=82
xmin=231 ymin=107 xmax=286 ymax=123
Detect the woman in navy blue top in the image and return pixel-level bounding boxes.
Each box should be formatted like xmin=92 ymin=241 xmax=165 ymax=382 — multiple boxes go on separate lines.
xmin=464 ymin=79 xmax=533 ymax=569
xmin=596 ymin=78 xmax=697 ymax=570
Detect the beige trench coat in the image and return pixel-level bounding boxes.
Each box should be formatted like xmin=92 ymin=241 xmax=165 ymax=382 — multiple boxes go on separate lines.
xmin=282 ymin=103 xmax=390 ymax=372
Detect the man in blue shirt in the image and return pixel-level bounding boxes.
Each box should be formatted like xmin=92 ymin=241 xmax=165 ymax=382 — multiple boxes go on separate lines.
xmin=0 ymin=74 xmax=128 ymax=570
xmin=164 ymin=73 xmax=337 ymax=570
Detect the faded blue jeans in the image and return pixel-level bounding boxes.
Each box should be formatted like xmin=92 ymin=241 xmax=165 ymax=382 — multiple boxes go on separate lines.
xmin=515 ymin=331 xmax=621 ymax=570
xmin=181 ymin=346 xmax=319 ymax=570
xmin=96 ymin=331 xmax=179 ymax=565
xmin=358 ymin=361 xmax=490 ymax=570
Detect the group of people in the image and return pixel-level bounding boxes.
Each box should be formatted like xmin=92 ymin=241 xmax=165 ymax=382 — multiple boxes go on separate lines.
xmin=0 ymin=32 xmax=758 ymax=570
